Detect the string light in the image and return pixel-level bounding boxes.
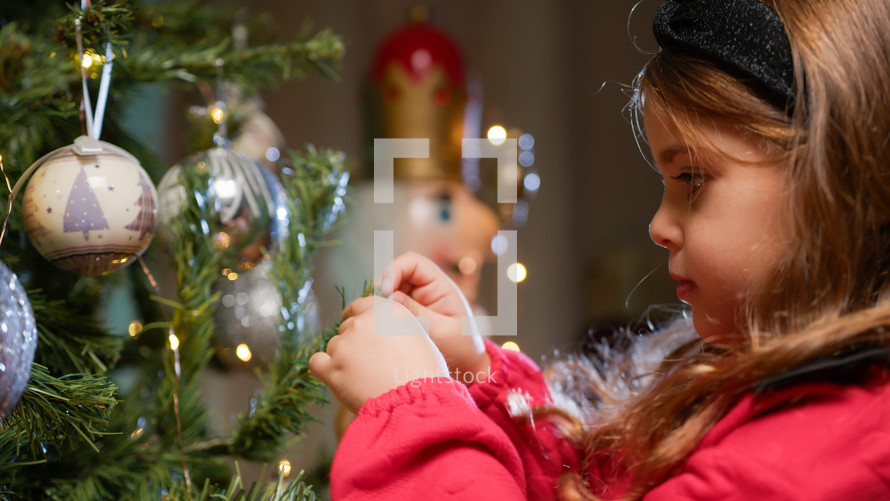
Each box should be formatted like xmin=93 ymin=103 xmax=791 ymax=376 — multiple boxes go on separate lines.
xmin=487 ymin=125 xmax=507 ymax=145
xmin=81 ymin=51 xmax=94 ymax=69
xmin=168 ymin=333 xmax=180 ymax=351
xmin=501 ymin=341 xmax=521 ymax=352
xmin=210 ymin=106 xmax=226 ymax=125
xmin=128 ymin=320 xmax=143 ymax=337
xmin=278 ymin=459 xmax=292 ymax=477
xmin=214 ymin=231 xmax=231 ymax=249
xmin=235 ymin=343 xmax=252 ymax=362
xmin=507 ymin=262 xmax=527 ymax=283
xmin=523 ymin=172 xmax=541 ymax=192
xmin=491 ymin=234 xmax=509 ymax=256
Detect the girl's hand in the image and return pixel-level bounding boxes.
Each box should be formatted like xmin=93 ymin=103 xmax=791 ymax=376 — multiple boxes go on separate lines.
xmin=309 ymin=296 xmax=449 ymax=414
xmin=380 ymin=251 xmax=491 ymax=379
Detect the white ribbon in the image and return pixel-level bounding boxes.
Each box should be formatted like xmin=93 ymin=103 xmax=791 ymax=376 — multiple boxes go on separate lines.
xmin=74 ymin=2 xmax=114 ymax=140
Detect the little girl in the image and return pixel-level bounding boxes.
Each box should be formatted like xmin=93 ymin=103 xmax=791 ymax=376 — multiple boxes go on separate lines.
xmin=309 ymin=0 xmax=890 ymax=498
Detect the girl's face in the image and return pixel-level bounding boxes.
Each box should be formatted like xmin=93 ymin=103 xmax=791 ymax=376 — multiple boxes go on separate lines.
xmin=645 ymin=109 xmax=791 ymax=345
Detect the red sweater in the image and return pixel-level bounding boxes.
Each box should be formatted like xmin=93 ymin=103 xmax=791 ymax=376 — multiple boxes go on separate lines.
xmin=329 ymin=341 xmax=890 ymax=500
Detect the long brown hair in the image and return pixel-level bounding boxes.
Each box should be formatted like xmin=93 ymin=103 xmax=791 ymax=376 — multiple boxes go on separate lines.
xmin=553 ymin=0 xmax=890 ymax=498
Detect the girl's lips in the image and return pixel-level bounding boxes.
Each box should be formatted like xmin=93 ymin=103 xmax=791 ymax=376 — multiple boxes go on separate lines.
xmin=675 ymin=280 xmax=696 ymax=301
xmin=670 ymin=272 xmax=695 ymax=301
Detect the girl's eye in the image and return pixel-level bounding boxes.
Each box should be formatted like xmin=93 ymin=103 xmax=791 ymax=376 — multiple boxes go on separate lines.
xmin=671 ymin=172 xmax=705 ymax=196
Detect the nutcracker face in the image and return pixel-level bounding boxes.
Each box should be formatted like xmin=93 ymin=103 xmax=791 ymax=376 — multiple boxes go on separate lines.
xmin=398 ymin=180 xmax=499 ymax=305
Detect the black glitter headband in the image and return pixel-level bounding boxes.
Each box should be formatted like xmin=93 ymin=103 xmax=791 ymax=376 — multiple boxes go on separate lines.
xmin=653 ymin=0 xmax=794 ymax=108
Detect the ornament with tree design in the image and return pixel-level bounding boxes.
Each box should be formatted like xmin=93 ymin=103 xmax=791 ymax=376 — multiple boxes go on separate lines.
xmin=22 ymin=136 xmax=158 ymax=275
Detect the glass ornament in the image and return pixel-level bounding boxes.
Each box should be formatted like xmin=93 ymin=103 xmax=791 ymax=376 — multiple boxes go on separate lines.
xmin=157 ymin=147 xmax=289 ymax=269
xmin=213 ymin=261 xmax=319 ymax=370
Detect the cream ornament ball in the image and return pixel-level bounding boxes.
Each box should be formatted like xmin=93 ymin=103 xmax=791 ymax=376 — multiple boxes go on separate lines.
xmin=22 ymin=136 xmax=159 ymax=275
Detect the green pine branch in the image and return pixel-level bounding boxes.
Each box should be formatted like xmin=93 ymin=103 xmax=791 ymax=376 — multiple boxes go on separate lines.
xmin=29 ymin=290 xmax=124 ymax=376
xmin=0 ymin=1 xmax=351 ymax=497
xmin=0 ymin=0 xmax=344 ymax=172
xmin=119 ymin=26 xmax=344 ymax=88
xmin=229 ymin=146 xmax=348 ymax=461
xmin=0 ymin=365 xmax=117 ymax=465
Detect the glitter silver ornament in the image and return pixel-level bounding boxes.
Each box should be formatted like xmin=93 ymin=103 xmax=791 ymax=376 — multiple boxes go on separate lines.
xmin=0 ymin=261 xmax=38 ymax=419
xmin=157 ymin=147 xmax=289 ymax=270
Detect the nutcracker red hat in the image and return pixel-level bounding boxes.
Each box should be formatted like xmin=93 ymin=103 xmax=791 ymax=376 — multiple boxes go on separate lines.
xmin=368 ymin=9 xmax=468 ymax=182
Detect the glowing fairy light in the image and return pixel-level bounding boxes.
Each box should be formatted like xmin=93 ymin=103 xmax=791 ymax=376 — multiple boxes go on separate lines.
xmin=265 ymin=147 xmax=281 ymax=162
xmin=168 ymin=333 xmax=180 ymax=351
xmin=210 ymin=106 xmax=226 ymax=125
xmin=491 ymin=234 xmax=509 ymax=256
xmin=507 ymin=262 xmax=527 ymax=283
xmin=214 ymin=232 xmax=231 ymax=249
xmin=235 ymin=343 xmax=252 ymax=362
xmin=81 ymin=51 xmax=94 ymax=69
xmin=523 ymin=172 xmax=541 ymax=192
xmin=518 ymin=133 xmax=535 ymax=150
xmin=279 ymin=459 xmax=292 ymax=477
xmin=128 ymin=320 xmax=143 ymax=337
xmin=501 ymin=341 xmax=521 ymax=352
xmin=487 ymin=125 xmax=507 ymax=145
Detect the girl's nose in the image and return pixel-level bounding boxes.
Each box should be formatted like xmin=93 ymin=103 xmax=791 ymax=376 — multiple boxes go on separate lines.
xmin=649 ymin=199 xmax=682 ymax=250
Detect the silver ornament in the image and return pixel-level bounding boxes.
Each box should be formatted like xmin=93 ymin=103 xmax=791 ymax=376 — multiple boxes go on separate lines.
xmin=213 ymin=262 xmax=319 ymax=370
xmin=157 ymin=147 xmax=289 ymax=270
xmin=213 ymin=262 xmax=281 ymax=369
xmin=0 ymin=261 xmax=38 ymax=419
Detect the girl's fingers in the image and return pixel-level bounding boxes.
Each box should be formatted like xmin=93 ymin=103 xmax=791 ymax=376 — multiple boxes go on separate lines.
xmin=392 ymin=290 xmax=427 ymax=318
xmin=341 ymin=296 xmax=377 ymax=321
xmin=325 ymin=330 xmax=343 ymax=354
xmin=380 ymin=251 xmax=442 ymax=296
xmin=308 ymin=351 xmax=331 ymax=380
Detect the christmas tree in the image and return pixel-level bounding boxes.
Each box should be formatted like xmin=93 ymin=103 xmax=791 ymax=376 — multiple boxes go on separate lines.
xmin=0 ymin=0 xmax=349 ymax=498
